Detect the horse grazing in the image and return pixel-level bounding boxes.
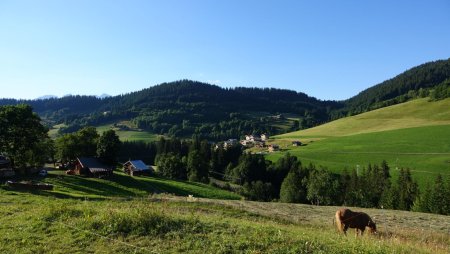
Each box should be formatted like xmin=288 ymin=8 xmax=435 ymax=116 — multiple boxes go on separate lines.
xmin=335 ymin=208 xmax=376 ymax=236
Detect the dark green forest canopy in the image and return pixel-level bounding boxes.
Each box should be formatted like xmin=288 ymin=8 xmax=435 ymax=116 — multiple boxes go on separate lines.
xmin=1 ymin=58 xmax=449 ymax=139
xmin=343 ymin=58 xmax=450 ymax=115
xmin=0 ymin=80 xmax=341 ymax=139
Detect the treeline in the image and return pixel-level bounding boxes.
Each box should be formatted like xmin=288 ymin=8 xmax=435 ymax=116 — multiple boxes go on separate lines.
xmin=2 ymin=59 xmax=449 ymax=139
xmin=0 ymin=80 xmax=341 ymax=140
xmin=132 ymin=136 xmax=449 ymax=215
xmin=55 ymin=126 xmax=121 ymax=165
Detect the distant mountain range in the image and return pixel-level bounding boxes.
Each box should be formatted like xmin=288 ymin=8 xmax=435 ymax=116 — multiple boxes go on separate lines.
xmin=35 ymin=94 xmax=111 ymax=100
xmin=36 ymin=95 xmax=58 ymax=100
xmin=1 ymin=58 xmax=449 ymax=140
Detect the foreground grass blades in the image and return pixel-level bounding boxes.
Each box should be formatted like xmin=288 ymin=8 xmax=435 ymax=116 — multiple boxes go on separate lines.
xmin=0 ymin=190 xmax=448 ymax=253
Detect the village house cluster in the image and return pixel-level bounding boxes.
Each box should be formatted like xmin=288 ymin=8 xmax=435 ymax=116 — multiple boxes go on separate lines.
xmin=215 ymin=134 xmax=283 ymax=153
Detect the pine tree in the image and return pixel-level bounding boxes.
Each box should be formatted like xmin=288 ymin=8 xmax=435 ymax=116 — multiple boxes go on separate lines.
xmin=279 ymin=168 xmax=307 ymax=203
xmin=429 ymin=174 xmax=450 ymax=215
xmin=397 ymin=168 xmax=419 ymax=211
xmin=412 ymin=184 xmax=432 ymax=213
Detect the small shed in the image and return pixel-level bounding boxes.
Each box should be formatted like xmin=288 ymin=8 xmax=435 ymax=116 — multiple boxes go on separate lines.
xmin=268 ymin=144 xmax=280 ymax=152
xmin=123 ymin=160 xmax=152 ymax=176
xmin=292 ymin=141 xmax=302 ymax=146
xmin=74 ymin=157 xmax=113 ymax=178
xmin=261 ymin=134 xmax=269 ymax=141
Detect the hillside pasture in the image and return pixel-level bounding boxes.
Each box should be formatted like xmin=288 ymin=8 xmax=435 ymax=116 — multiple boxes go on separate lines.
xmin=31 ymin=170 xmax=241 ymax=200
xmin=95 ymin=122 xmax=158 ymax=142
xmin=270 ymin=99 xmax=450 ymax=187
xmin=0 ymin=189 xmax=448 ymax=253
xmin=277 ymin=98 xmax=450 ymax=139
xmin=268 ymin=125 xmax=450 ymax=187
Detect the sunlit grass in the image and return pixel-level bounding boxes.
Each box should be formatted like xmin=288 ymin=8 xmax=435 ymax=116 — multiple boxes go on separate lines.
xmin=0 ymin=189 xmax=448 ymax=253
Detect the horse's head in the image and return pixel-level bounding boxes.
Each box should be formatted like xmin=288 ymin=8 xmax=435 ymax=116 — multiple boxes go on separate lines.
xmin=368 ymin=220 xmax=377 ymax=234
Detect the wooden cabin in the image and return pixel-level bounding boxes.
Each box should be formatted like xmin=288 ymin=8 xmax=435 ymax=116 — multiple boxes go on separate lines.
xmin=73 ymin=157 xmax=113 ymax=178
xmin=268 ymin=144 xmax=280 ymax=152
xmin=123 ymin=160 xmax=152 ymax=176
xmin=292 ymin=141 xmax=302 ymax=146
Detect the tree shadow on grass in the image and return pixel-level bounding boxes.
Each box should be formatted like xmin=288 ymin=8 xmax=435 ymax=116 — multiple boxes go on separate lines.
xmin=114 ymin=173 xmax=192 ymax=196
xmin=3 ymin=172 xmax=236 ymax=200
xmin=45 ymin=174 xmax=139 ymax=197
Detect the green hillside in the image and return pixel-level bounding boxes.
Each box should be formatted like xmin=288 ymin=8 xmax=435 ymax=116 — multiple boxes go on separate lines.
xmin=38 ymin=170 xmax=241 ymax=200
xmin=342 ymin=58 xmax=450 ymax=116
xmin=278 ymin=98 xmax=450 ymax=138
xmin=271 ymin=98 xmax=450 ymax=187
xmin=0 ymin=188 xmax=448 ymax=253
xmin=95 ymin=122 xmax=159 ymax=142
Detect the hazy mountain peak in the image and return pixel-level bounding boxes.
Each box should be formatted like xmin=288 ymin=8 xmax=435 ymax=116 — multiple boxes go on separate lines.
xmin=36 ymin=95 xmax=58 ymax=100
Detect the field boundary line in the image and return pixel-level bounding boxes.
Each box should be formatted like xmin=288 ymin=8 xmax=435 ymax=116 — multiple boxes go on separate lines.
xmin=331 ymin=152 xmax=450 ymax=155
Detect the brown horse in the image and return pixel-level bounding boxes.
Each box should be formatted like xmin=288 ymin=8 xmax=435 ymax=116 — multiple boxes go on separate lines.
xmin=335 ymin=208 xmax=376 ymax=236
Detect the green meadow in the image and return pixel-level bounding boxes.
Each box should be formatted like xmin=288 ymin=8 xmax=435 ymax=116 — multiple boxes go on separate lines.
xmin=95 ymin=123 xmax=158 ymax=142
xmin=278 ymin=98 xmax=450 ymax=138
xmin=0 ymin=187 xmax=448 ymax=253
xmin=38 ymin=170 xmax=241 ymax=200
xmin=271 ymin=98 xmax=450 ymax=188
xmin=48 ymin=122 xmax=158 ymax=142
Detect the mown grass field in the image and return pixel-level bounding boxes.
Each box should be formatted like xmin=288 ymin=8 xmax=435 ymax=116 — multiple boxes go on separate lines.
xmin=277 ymin=98 xmax=450 ymax=139
xmin=36 ymin=170 xmax=241 ymax=200
xmin=270 ymin=99 xmax=450 ymax=188
xmin=0 ymin=188 xmax=448 ymax=253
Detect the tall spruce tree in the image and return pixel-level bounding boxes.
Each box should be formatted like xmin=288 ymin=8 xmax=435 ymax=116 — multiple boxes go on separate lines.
xmin=397 ymin=168 xmax=419 ymax=211
xmin=279 ymin=167 xmax=307 ymax=203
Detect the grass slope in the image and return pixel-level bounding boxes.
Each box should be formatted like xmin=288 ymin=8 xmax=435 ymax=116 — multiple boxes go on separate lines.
xmin=268 ymin=125 xmax=450 ymax=187
xmin=36 ymin=170 xmax=241 ymax=200
xmin=270 ymin=99 xmax=450 ymax=187
xmin=95 ymin=122 xmax=158 ymax=142
xmin=0 ymin=189 xmax=448 ymax=253
xmin=278 ymin=98 xmax=450 ymax=138
xmin=48 ymin=121 xmax=158 ymax=142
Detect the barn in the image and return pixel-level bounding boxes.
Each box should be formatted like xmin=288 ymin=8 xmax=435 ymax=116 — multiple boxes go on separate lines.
xmin=73 ymin=157 xmax=113 ymax=178
xmin=123 ymin=160 xmax=152 ymax=176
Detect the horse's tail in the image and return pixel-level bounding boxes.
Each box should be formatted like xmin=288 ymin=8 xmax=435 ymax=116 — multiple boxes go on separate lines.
xmin=335 ymin=210 xmax=343 ymax=232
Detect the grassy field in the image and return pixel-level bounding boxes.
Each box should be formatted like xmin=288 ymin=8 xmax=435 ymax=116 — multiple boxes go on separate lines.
xmin=95 ymin=122 xmax=159 ymax=142
xmin=269 ymin=99 xmax=450 ymax=188
xmin=277 ymin=98 xmax=450 ymax=138
xmin=35 ymin=170 xmax=241 ymax=200
xmin=0 ymin=188 xmax=448 ymax=253
xmin=48 ymin=121 xmax=158 ymax=142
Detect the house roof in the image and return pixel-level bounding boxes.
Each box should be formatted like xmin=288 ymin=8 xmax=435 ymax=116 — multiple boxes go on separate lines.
xmin=77 ymin=157 xmax=111 ymax=172
xmin=125 ymin=160 xmax=149 ymax=171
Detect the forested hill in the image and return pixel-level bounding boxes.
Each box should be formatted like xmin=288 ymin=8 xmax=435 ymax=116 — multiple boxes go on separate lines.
xmin=1 ymin=59 xmax=449 ymax=139
xmin=0 ymin=80 xmax=341 ymax=140
xmin=340 ymin=58 xmax=450 ymax=116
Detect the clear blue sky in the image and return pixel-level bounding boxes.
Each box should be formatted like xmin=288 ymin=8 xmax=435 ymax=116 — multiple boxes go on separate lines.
xmin=1 ymin=0 xmax=449 ymax=100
